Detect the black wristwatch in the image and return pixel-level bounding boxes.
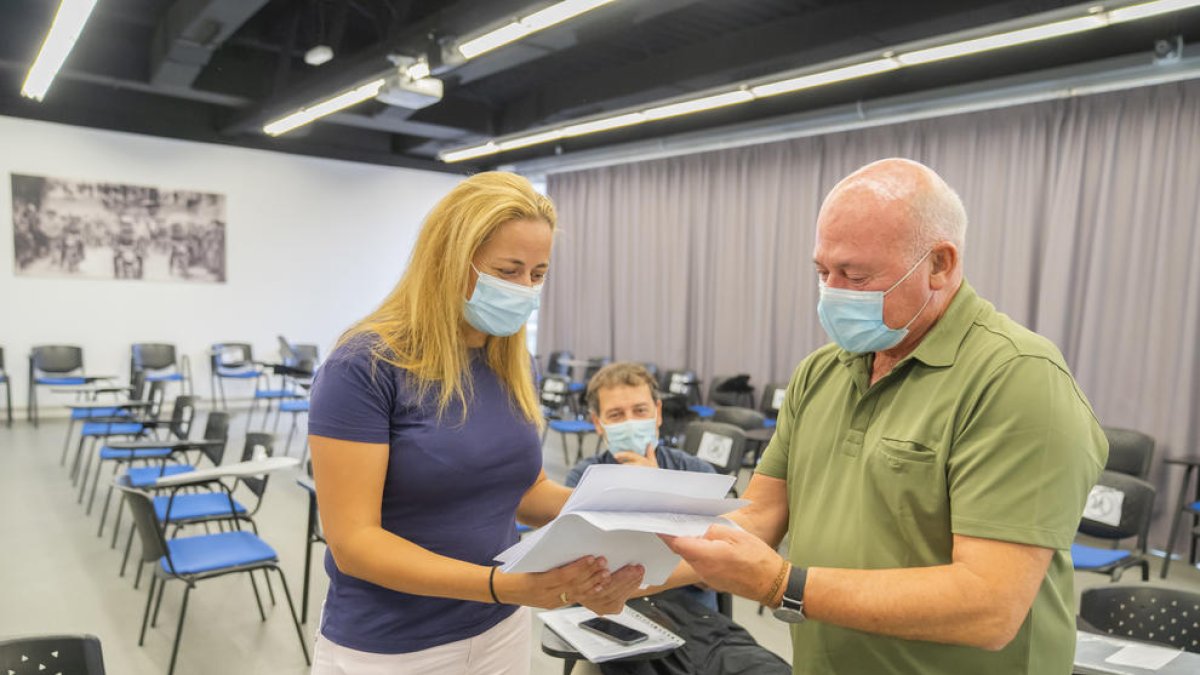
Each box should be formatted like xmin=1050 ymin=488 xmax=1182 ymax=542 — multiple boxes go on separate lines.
xmin=771 ymin=566 xmax=807 ymax=623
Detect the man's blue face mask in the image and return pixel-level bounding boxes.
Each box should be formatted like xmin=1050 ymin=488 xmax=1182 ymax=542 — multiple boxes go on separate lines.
xmin=601 ymin=417 xmax=658 ymax=456
xmin=817 ymin=250 xmax=933 ymax=354
xmin=464 ymin=267 xmax=542 ymax=337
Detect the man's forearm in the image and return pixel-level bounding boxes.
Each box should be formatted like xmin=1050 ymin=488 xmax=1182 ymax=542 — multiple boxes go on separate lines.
xmin=802 ymin=563 xmax=1021 ymax=650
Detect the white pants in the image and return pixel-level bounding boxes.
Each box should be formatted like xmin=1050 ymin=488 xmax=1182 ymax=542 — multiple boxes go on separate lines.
xmin=311 ymin=607 xmax=532 ymax=675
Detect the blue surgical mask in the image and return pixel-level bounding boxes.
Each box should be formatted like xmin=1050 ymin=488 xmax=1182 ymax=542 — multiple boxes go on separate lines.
xmin=817 ymin=250 xmax=933 ymax=353
xmin=464 ymin=267 xmax=542 ymax=337
xmin=602 ymin=417 xmax=658 ymax=456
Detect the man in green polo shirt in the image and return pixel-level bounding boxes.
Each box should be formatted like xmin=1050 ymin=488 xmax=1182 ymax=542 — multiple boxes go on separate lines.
xmin=663 ymin=158 xmax=1107 ymax=674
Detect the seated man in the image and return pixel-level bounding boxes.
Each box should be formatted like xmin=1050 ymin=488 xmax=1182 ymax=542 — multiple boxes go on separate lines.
xmin=563 ymin=361 xmax=789 ymax=674
xmin=565 ymin=361 xmax=714 ymax=487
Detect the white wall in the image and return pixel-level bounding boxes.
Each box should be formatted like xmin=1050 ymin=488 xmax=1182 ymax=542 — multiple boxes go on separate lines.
xmin=0 ymin=115 xmax=461 ymax=416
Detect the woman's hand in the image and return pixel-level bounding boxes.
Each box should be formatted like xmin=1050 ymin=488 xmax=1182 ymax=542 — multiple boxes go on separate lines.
xmin=495 ymin=556 xmax=646 ymax=615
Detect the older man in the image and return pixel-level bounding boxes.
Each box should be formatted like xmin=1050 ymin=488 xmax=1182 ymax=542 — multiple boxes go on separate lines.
xmin=663 ymin=158 xmax=1107 ymax=674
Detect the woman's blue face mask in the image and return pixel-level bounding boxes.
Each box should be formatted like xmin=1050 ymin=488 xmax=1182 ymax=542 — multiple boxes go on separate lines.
xmin=464 ymin=267 xmax=542 ymax=337
xmin=817 ymin=250 xmax=933 ymax=353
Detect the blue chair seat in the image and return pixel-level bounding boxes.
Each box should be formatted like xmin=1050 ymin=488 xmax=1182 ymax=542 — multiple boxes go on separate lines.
xmin=82 ymin=422 xmax=144 ymax=436
xmin=216 ymin=368 xmax=258 ymax=379
xmin=1071 ymin=543 xmax=1132 ymax=569
xmin=567 ymin=382 xmax=586 ymax=393
xmin=689 ymin=405 xmax=716 ymax=419
xmin=763 ymin=418 xmax=777 ymax=429
xmin=279 ymin=400 xmax=310 ymax=413
xmin=254 ymin=389 xmax=296 ymax=399
xmin=37 ymin=376 xmax=87 ymax=385
xmin=147 ymin=372 xmax=184 ymax=382
xmin=153 ymin=493 xmax=248 ymax=522
xmin=162 ymin=531 xmax=276 ymax=575
xmin=71 ymin=407 xmax=130 ymax=420
xmin=126 ymin=464 xmax=194 ymax=487
xmin=101 ymin=446 xmax=173 ymax=460
xmin=549 ymin=419 xmax=595 ymax=434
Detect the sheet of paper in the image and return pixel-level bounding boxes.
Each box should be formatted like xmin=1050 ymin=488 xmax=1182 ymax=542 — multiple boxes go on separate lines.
xmin=580 ymin=487 xmax=746 ymax=517
xmin=1104 ymin=642 xmax=1181 ymax=670
xmin=1084 ymin=484 xmax=1125 ymax=527
xmin=500 ymin=515 xmax=680 ymax=585
xmin=563 ymin=464 xmax=735 ymax=514
xmin=575 ymin=511 xmax=733 ymax=537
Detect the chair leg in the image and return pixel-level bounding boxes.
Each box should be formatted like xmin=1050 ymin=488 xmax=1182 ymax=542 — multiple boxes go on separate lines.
xmin=302 ymin=499 xmax=317 ymax=624
xmin=86 ymin=458 xmax=108 ymax=515
xmin=167 ymin=584 xmax=192 ymax=675
xmin=248 ymin=570 xmax=267 ymax=621
xmin=97 ymin=482 xmax=115 ymax=536
xmin=60 ymin=418 xmax=76 ymax=465
xmin=139 ymin=575 xmax=157 ymax=646
xmin=284 ymin=414 xmax=299 ymax=457
xmin=263 ymin=568 xmax=277 ymax=606
xmin=153 ymin=576 xmax=168 ymax=627
xmin=77 ymin=446 xmax=97 ymax=504
xmin=121 ymin=527 xmax=137 ymax=577
xmin=271 ymin=567 xmax=312 ymax=666
xmin=69 ymin=435 xmax=89 ymax=483
xmin=110 ymin=493 xmax=125 ymax=548
xmin=1161 ymin=466 xmax=1194 ymax=578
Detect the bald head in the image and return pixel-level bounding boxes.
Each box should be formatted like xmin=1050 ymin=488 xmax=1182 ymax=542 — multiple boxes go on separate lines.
xmin=820 ymin=158 xmax=967 ymax=262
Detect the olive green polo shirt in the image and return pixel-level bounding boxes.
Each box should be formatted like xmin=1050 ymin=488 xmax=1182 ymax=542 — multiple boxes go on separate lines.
xmin=758 ymin=281 xmax=1107 ymax=675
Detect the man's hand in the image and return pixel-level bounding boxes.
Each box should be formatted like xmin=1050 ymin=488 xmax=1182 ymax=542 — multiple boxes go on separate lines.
xmin=662 ymin=524 xmax=784 ymax=603
xmin=612 ymin=444 xmax=657 ymax=468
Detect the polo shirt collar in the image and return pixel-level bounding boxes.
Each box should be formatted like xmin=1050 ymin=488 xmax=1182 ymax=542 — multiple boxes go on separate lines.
xmin=833 ymin=280 xmax=981 ymax=368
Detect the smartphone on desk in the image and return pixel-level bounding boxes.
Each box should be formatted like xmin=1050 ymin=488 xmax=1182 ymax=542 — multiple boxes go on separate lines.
xmin=578 ymin=617 xmax=649 ymax=646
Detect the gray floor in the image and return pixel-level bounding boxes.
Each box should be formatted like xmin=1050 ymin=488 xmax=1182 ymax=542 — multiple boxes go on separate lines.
xmin=1 ymin=409 xmax=1198 ymax=675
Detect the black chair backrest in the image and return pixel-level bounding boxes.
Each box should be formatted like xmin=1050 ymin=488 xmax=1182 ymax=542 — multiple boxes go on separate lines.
xmin=0 ymin=346 xmax=6 ymax=373
xmin=760 ymin=382 xmax=788 ymax=418
xmin=662 ymin=370 xmax=702 ymax=406
xmin=712 ymin=406 xmax=767 ymax=431
xmin=31 ymin=345 xmax=83 ymax=374
xmin=116 ymin=478 xmax=170 ymax=566
xmin=682 ymin=421 xmax=747 ymax=475
xmin=129 ymin=369 xmax=148 ymax=402
xmin=291 ymin=343 xmax=320 ymax=374
xmin=131 ymin=343 xmax=176 ymax=371
xmin=1078 ymin=470 xmax=1156 ymax=549
xmin=211 ymin=342 xmax=253 ymax=369
xmin=146 ymin=381 xmax=168 ymax=420
xmin=238 ymin=432 xmax=275 ymax=498
xmin=540 ymin=374 xmax=573 ymax=411
xmin=708 ymin=374 xmax=754 ymax=407
xmin=167 ymin=395 xmax=197 ymax=439
xmin=0 ymin=634 xmax=106 ymax=674
xmin=1102 ymin=427 xmax=1154 ymax=480
xmin=1080 ymin=585 xmax=1200 ymax=653
xmin=583 ymin=357 xmax=611 ymax=383
xmin=199 ymin=412 xmax=231 ymax=466
xmin=546 ymin=351 xmax=573 ymax=377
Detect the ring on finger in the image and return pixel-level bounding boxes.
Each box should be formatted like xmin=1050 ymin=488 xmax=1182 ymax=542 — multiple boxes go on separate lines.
xmin=560 ymin=591 xmax=570 ymax=605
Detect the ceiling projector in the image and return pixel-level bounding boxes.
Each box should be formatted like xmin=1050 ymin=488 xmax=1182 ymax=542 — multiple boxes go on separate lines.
xmin=376 ymin=72 xmax=444 ymax=110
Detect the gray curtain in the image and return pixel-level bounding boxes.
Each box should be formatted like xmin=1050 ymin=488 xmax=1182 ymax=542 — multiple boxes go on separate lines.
xmin=543 ymin=80 xmax=1200 ymax=546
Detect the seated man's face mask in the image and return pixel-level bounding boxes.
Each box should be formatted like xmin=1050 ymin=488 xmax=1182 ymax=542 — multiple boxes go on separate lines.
xmin=602 ymin=417 xmax=658 ymax=456
xmin=817 ymin=249 xmax=933 ymax=353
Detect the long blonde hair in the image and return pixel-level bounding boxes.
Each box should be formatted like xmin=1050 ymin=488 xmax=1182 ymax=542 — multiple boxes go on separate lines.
xmin=340 ymin=171 xmax=555 ymax=426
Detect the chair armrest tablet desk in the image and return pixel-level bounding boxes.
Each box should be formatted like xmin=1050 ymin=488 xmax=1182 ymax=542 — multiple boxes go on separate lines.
xmin=1074 ymin=630 xmax=1200 ymax=674
xmin=541 ymin=597 xmax=681 ymax=675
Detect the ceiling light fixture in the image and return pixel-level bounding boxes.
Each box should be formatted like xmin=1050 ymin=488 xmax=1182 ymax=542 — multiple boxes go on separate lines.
xmin=20 ymin=0 xmax=100 ymax=101
xmin=457 ymin=0 xmax=616 ymax=59
xmin=438 ymin=0 xmax=1200 ymax=163
xmin=263 ymin=78 xmax=386 ymax=136
xmin=305 ymin=45 xmax=335 ymax=66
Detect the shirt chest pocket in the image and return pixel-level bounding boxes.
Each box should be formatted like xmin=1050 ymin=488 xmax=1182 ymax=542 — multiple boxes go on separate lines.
xmin=866 ymin=437 xmax=946 ymax=520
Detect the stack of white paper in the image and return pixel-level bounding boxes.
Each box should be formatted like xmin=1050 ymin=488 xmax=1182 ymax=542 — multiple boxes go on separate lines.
xmin=540 ymin=605 xmax=685 ymax=663
xmin=497 ymin=464 xmax=746 ymax=585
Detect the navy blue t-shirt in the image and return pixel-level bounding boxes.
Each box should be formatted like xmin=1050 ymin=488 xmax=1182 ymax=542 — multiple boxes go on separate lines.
xmin=307 ymin=339 xmax=543 ymax=654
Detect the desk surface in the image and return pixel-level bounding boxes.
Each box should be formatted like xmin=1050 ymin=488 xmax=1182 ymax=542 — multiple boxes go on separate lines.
xmin=1075 ymin=631 xmax=1200 ymax=674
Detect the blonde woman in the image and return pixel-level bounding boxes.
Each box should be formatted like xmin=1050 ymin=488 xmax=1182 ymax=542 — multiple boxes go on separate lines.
xmin=307 ymin=172 xmax=644 ymax=674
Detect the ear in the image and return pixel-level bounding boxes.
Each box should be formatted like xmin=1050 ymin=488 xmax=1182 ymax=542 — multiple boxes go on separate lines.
xmin=590 ymin=412 xmax=605 ymax=440
xmin=928 ymin=242 xmax=958 ymax=291
xmin=655 ymin=399 xmax=663 ymax=430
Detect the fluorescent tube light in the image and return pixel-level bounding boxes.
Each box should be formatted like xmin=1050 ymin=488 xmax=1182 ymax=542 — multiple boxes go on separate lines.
xmin=896 ymin=16 xmax=1107 ymax=65
xmin=263 ymin=78 xmax=386 ymax=136
xmin=561 ymin=112 xmax=648 ymax=136
xmin=441 ymin=143 xmax=502 ymax=162
xmin=751 ymin=59 xmax=900 ymax=98
xmin=1108 ymin=0 xmax=1200 ymax=22
xmin=459 ymin=22 xmax=534 ymax=59
xmin=522 ymin=0 xmax=616 ymax=30
xmin=21 ymin=0 xmax=99 ymax=101
xmin=643 ymin=90 xmax=756 ymax=120
xmin=499 ymin=129 xmax=565 ymax=151
xmin=457 ymin=0 xmax=616 ymax=59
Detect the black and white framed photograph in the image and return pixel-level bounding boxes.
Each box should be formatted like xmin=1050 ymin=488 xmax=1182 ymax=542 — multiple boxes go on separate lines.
xmin=11 ymin=172 xmax=227 ymax=283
